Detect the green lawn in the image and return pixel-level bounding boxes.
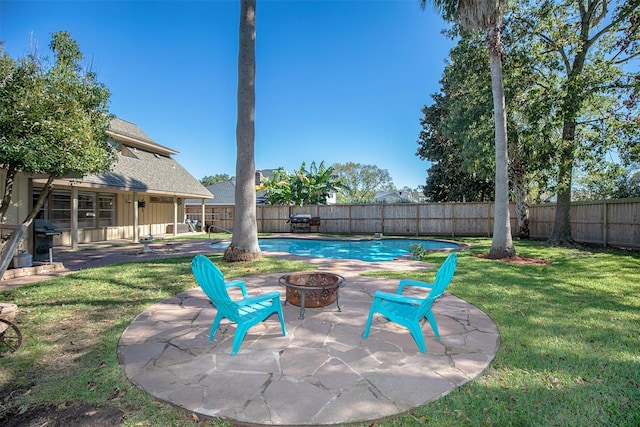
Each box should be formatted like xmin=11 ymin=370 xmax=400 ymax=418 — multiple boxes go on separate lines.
xmin=365 ymin=239 xmax=640 ymax=426
xmin=1 ymin=239 xmax=638 ymax=426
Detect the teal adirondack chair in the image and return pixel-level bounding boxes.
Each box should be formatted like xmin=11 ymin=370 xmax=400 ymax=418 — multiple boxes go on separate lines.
xmin=362 ymin=252 xmax=458 ymax=353
xmin=191 ymin=254 xmax=287 ymax=355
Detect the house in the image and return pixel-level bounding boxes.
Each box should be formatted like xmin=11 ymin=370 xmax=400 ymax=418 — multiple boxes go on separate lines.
xmin=1 ymin=117 xmax=212 ymax=254
xmin=373 ymin=191 xmax=415 ymax=204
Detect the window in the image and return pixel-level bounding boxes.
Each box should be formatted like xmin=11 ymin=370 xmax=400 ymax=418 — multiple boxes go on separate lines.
xmin=78 ymin=193 xmax=96 ymax=228
xmin=33 ymin=189 xmax=116 ymax=229
xmin=32 ymin=189 xmax=47 ymax=221
xmin=49 ymin=191 xmax=72 ymax=229
xmin=98 ymin=195 xmax=115 ymax=227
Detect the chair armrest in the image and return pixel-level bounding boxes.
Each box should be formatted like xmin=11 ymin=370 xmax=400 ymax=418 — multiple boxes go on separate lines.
xmin=397 ymin=279 xmax=434 ymax=294
xmin=225 ymin=280 xmax=248 ymax=298
xmin=374 ymin=290 xmax=423 ymax=305
xmin=237 ymin=291 xmax=281 ymax=306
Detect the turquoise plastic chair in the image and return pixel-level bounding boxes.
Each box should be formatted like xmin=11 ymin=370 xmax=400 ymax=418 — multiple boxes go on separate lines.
xmin=362 ymin=252 xmax=458 ymax=353
xmin=191 ymin=254 xmax=287 ymax=355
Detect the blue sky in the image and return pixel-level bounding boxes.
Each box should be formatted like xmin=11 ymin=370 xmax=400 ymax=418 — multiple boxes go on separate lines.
xmin=1 ymin=0 xmax=455 ymax=189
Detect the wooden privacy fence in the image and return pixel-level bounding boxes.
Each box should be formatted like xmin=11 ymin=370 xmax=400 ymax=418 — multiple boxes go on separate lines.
xmin=528 ymin=198 xmax=639 ymax=249
xmin=194 ymin=203 xmax=505 ymax=237
xmin=190 ymin=198 xmax=639 ymax=249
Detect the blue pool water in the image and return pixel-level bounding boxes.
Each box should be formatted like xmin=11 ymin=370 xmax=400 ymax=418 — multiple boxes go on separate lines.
xmin=210 ymin=238 xmax=460 ymax=262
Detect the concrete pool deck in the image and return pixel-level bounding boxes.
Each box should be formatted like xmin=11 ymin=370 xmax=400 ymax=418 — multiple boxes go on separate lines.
xmin=2 ymin=237 xmax=499 ymax=425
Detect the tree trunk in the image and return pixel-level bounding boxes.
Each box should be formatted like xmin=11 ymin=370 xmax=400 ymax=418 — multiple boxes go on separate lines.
xmin=0 ymin=173 xmax=55 ymax=271
xmin=487 ymin=26 xmax=515 ymax=259
xmin=510 ymin=157 xmax=530 ymax=239
xmin=223 ymin=0 xmax=261 ymax=262
xmin=0 ymin=224 xmax=27 ymax=280
xmin=549 ymin=120 xmax=576 ymax=244
xmin=24 ymin=175 xmax=56 ymax=226
xmin=0 ymin=167 xmax=17 ymax=220
xmin=548 ymin=4 xmax=592 ymax=245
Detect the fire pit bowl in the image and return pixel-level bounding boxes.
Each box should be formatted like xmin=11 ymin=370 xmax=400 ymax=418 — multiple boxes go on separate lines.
xmin=279 ymin=272 xmax=345 ymax=319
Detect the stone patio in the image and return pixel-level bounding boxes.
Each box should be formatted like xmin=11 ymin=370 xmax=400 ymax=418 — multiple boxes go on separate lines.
xmin=118 ymin=270 xmax=499 ymax=425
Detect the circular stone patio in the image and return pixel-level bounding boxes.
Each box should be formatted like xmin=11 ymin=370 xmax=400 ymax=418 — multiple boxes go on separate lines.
xmin=118 ymin=270 xmax=499 ymax=426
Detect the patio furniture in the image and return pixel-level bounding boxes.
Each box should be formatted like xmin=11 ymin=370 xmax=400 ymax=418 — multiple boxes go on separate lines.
xmin=191 ymin=255 xmax=287 ymax=355
xmin=362 ymin=252 xmax=458 ymax=353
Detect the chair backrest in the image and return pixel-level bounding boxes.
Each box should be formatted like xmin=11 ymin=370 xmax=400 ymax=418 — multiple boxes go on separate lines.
xmin=191 ymin=254 xmax=241 ymax=320
xmin=419 ymin=252 xmax=458 ymax=311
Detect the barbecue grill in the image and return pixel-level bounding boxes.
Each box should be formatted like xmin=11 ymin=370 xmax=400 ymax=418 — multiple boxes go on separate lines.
xmin=33 ymin=219 xmax=62 ymax=262
xmin=288 ymin=214 xmax=320 ymax=232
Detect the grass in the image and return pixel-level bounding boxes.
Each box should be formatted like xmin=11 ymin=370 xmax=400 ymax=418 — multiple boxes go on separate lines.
xmin=1 ymin=239 xmax=639 ymax=426
xmin=364 ymin=239 xmax=640 ymax=426
xmin=0 ymin=254 xmax=311 ymax=425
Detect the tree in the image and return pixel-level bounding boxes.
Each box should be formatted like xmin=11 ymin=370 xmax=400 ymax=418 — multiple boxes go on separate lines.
xmin=423 ymin=0 xmax=515 ymax=258
xmin=614 ymin=169 xmax=640 ymax=199
xmin=224 ymin=0 xmax=260 ymax=262
xmin=417 ymin=92 xmax=495 ymax=203
xmin=200 ymin=174 xmax=232 ymax=186
xmin=291 ymin=161 xmax=345 ymax=205
xmin=332 ymin=162 xmax=395 ymax=203
xmin=575 ymin=163 xmax=640 ymax=200
xmin=418 ymin=22 xmax=560 ymax=237
xmin=0 ymin=32 xmax=114 ymax=275
xmin=510 ymin=0 xmax=640 ymax=244
xmin=260 ymin=167 xmax=293 ymax=205
xmin=262 ymin=161 xmax=345 ymax=206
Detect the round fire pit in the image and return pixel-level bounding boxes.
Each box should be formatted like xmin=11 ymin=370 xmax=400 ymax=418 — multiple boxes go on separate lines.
xmin=279 ymin=272 xmax=345 ymax=319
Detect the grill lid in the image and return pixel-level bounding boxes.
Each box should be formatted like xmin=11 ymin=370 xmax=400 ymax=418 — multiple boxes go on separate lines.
xmin=289 ymin=214 xmax=312 ymax=223
xmin=34 ymin=219 xmax=62 ymax=234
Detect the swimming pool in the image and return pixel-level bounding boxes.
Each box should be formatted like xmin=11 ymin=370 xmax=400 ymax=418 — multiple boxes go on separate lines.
xmin=210 ymin=238 xmax=461 ymax=262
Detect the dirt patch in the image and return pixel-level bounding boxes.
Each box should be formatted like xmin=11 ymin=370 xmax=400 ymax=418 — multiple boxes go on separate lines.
xmin=1 ymin=403 xmax=124 ymax=427
xmin=476 ymin=253 xmax=551 ymax=265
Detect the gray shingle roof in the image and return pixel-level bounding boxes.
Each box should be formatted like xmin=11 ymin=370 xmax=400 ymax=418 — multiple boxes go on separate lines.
xmin=78 ymin=118 xmax=212 ymax=198
xmin=107 ymin=118 xmax=176 ymax=154
xmin=108 ymin=117 xmax=155 ymax=144
xmin=184 ymin=169 xmax=279 ymax=206
xmin=185 ymin=180 xmax=234 ymax=205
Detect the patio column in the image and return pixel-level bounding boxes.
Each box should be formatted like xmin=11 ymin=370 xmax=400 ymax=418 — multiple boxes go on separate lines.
xmin=173 ymin=198 xmax=179 ymax=236
xmin=201 ymin=200 xmax=206 ymax=231
xmin=133 ymin=192 xmax=139 ymax=242
xmin=71 ymin=186 xmax=78 ymax=250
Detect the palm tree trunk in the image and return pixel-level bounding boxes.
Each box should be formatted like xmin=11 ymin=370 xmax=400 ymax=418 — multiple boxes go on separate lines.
xmin=511 ymin=166 xmax=530 ymax=239
xmin=223 ymin=0 xmax=261 ymax=262
xmin=487 ymin=25 xmax=515 ymax=258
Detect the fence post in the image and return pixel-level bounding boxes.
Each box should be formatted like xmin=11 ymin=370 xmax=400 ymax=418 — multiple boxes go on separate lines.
xmin=415 ymin=204 xmax=419 ymax=236
xmin=487 ymin=202 xmax=492 ymax=237
xmin=603 ymin=202 xmax=608 ymax=247
xmin=451 ymin=203 xmax=456 ymax=237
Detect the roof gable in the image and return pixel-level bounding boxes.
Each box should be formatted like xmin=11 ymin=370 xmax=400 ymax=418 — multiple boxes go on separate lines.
xmin=107 ymin=117 xmax=177 ymax=156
